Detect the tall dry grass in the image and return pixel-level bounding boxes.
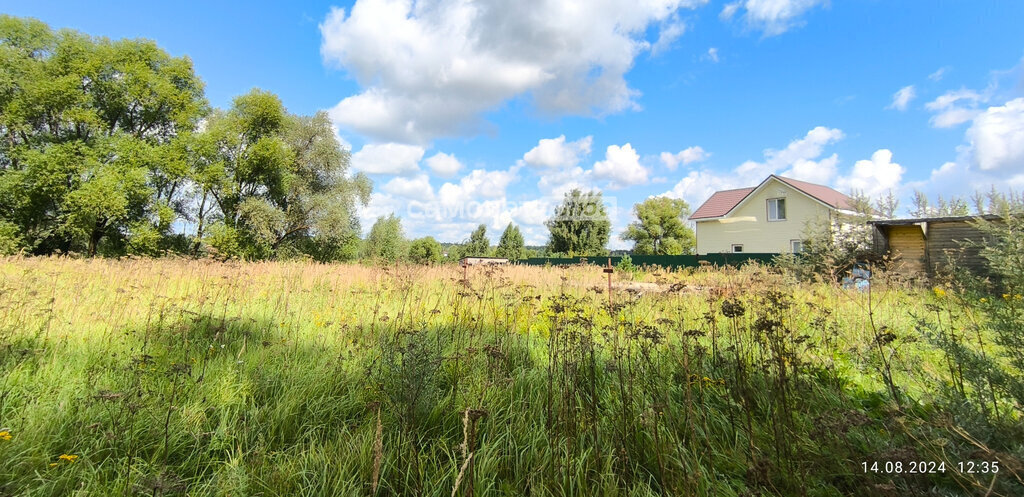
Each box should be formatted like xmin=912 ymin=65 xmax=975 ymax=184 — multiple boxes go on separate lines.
xmin=0 ymin=256 xmax=1021 ymax=496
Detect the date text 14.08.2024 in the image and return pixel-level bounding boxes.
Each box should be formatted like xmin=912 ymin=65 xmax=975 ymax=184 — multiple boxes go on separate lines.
xmin=862 ymin=461 xmax=999 ymax=474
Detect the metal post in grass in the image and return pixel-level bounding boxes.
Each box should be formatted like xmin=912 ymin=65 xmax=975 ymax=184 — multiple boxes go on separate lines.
xmin=604 ymin=258 xmax=614 ymax=309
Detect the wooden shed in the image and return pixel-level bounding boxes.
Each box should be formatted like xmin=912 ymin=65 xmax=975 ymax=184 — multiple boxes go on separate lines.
xmin=869 ymin=215 xmax=999 ymax=280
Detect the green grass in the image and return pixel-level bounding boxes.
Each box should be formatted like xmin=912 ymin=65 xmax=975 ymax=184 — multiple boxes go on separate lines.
xmin=0 ymin=257 xmax=1021 ymax=496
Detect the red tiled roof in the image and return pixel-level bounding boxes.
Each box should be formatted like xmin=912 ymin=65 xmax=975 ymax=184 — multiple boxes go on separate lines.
xmin=688 ymin=175 xmax=854 ymax=220
xmin=774 ymin=176 xmax=854 ymax=210
xmin=689 ymin=187 xmax=755 ymax=219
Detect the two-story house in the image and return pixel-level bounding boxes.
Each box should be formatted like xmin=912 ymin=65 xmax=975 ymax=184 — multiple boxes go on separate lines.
xmin=689 ymin=175 xmax=854 ymax=255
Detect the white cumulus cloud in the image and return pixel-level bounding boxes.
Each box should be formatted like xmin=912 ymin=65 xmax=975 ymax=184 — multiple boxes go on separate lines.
xmin=351 ymin=142 xmax=425 ymax=175
xmin=522 ymin=135 xmax=593 ymax=168
xmin=425 ymin=152 xmax=464 ymax=177
xmin=537 ymin=166 xmax=594 ymax=197
xmin=438 ymin=167 xmax=521 ymax=207
xmin=737 ymin=126 xmax=844 ymax=181
xmin=663 ymin=170 xmax=745 ymax=211
xmin=925 ymin=89 xmax=985 ymax=128
xmin=660 ymin=146 xmax=709 ymax=170
xmin=663 ymin=126 xmax=843 ymax=210
xmin=320 ymin=0 xmax=707 ymax=144
xmin=593 ymin=143 xmax=649 ymax=189
xmin=382 ymin=174 xmax=435 ymax=201
xmin=651 ymin=18 xmax=688 ymax=56
xmin=967 ymin=98 xmax=1024 ymax=172
xmin=888 ymin=85 xmax=916 ymax=111
xmin=721 ymin=0 xmax=826 ymax=36
xmin=835 ymin=149 xmax=905 ymax=197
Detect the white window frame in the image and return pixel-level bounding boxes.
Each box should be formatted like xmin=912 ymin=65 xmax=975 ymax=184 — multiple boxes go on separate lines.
xmin=790 ymin=239 xmax=803 ymax=253
xmin=731 ymin=244 xmax=744 ymax=253
xmin=767 ymin=197 xmax=787 ymax=222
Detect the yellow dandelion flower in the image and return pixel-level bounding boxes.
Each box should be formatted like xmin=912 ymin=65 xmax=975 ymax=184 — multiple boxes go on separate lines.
xmin=1015 ymin=294 xmax=1023 ymax=301
xmin=980 ymin=298 xmax=988 ymax=303
xmin=0 ymin=431 xmax=11 ymax=441
xmin=933 ymin=287 xmax=946 ymax=298
xmin=58 ymin=454 xmax=78 ymax=463
xmin=1003 ymin=294 xmax=1011 ymax=300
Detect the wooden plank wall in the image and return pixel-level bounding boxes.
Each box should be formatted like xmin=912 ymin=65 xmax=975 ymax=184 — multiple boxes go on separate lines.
xmin=927 ymin=221 xmax=995 ymax=276
xmin=887 ymin=225 xmax=927 ymax=276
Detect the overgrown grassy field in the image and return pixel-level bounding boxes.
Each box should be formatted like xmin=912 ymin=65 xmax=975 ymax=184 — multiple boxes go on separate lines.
xmin=0 ymin=257 xmax=1022 ymax=496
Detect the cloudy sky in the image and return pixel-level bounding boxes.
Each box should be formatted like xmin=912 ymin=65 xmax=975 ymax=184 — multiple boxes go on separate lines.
xmin=7 ymin=1 xmax=1024 ymax=247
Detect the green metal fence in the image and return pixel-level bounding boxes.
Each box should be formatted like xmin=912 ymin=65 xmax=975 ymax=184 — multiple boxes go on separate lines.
xmin=516 ymin=253 xmax=781 ymax=269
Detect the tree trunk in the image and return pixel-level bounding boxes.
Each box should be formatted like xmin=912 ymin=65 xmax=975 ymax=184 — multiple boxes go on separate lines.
xmin=88 ymin=221 xmax=105 ymax=257
xmin=193 ymin=192 xmax=208 ymax=256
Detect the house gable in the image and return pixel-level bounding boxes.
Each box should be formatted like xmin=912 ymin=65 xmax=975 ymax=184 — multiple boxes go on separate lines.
xmin=689 ymin=175 xmax=852 ymax=222
xmin=694 ymin=176 xmax=840 ymax=254
xmin=725 ymin=175 xmax=848 ymax=218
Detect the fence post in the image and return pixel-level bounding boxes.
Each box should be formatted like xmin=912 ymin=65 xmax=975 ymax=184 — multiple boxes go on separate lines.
xmin=603 ymin=258 xmax=614 ymax=308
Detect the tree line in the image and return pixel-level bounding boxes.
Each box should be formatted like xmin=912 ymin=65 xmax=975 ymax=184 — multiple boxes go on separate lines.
xmin=0 ymin=16 xmax=371 ymax=260
xmin=355 ymin=189 xmax=697 ymax=264
xmin=0 ymin=16 xmax=698 ymax=262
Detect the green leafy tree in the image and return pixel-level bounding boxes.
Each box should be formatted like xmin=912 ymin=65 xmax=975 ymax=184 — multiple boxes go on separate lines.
xmin=363 ymin=214 xmax=405 ymax=262
xmin=463 ymin=224 xmax=490 ymax=257
xmin=495 ymin=223 xmax=525 ymax=259
xmin=195 ymin=90 xmax=371 ymax=260
xmin=0 ymin=16 xmax=208 ymax=255
xmin=545 ymin=189 xmax=610 ymax=256
xmin=408 ymin=236 xmax=443 ymax=264
xmin=620 ymin=197 xmax=695 ymax=255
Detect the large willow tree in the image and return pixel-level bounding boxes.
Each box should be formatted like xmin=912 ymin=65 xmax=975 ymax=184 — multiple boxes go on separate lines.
xmin=0 ymin=15 xmax=207 ymax=255
xmin=196 ymin=90 xmax=371 ymax=261
xmin=0 ymin=16 xmax=371 ymax=260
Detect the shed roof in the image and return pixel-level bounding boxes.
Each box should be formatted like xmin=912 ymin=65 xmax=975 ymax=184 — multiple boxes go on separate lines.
xmin=868 ymin=214 xmax=1001 ymax=226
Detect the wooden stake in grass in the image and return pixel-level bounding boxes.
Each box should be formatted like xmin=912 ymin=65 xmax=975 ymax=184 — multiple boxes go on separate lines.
xmin=371 ymin=404 xmax=383 ymax=495
xmin=604 ymin=258 xmax=614 ymax=309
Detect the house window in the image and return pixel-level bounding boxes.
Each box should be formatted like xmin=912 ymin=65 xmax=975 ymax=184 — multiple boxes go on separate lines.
xmin=791 ymin=240 xmax=803 ymax=253
xmin=767 ymin=198 xmax=787 ymax=221
xmin=732 ymin=244 xmax=744 ymax=253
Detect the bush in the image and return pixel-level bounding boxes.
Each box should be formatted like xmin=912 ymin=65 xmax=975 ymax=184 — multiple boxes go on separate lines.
xmin=0 ymin=220 xmax=26 ymax=255
xmin=203 ymin=222 xmax=243 ymax=260
xmin=408 ymin=236 xmax=443 ymax=265
xmin=615 ymin=254 xmax=642 ymax=280
xmin=125 ymin=221 xmax=163 ymax=257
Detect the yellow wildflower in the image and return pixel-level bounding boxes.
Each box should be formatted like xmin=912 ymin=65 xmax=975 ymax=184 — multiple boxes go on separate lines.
xmin=0 ymin=431 xmax=11 ymax=441
xmin=1016 ymin=294 xmax=1023 ymax=301
xmin=58 ymin=454 xmax=78 ymax=463
xmin=933 ymin=287 xmax=946 ymax=298
xmin=980 ymin=298 xmax=988 ymax=303
xmin=1003 ymin=294 xmax=1011 ymax=300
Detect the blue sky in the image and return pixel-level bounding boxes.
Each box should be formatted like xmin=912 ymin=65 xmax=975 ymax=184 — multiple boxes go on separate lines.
xmin=4 ymin=1 xmax=1024 ymax=247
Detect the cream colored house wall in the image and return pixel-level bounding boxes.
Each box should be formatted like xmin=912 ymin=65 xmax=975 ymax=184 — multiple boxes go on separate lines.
xmin=695 ymin=178 xmax=834 ymax=254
